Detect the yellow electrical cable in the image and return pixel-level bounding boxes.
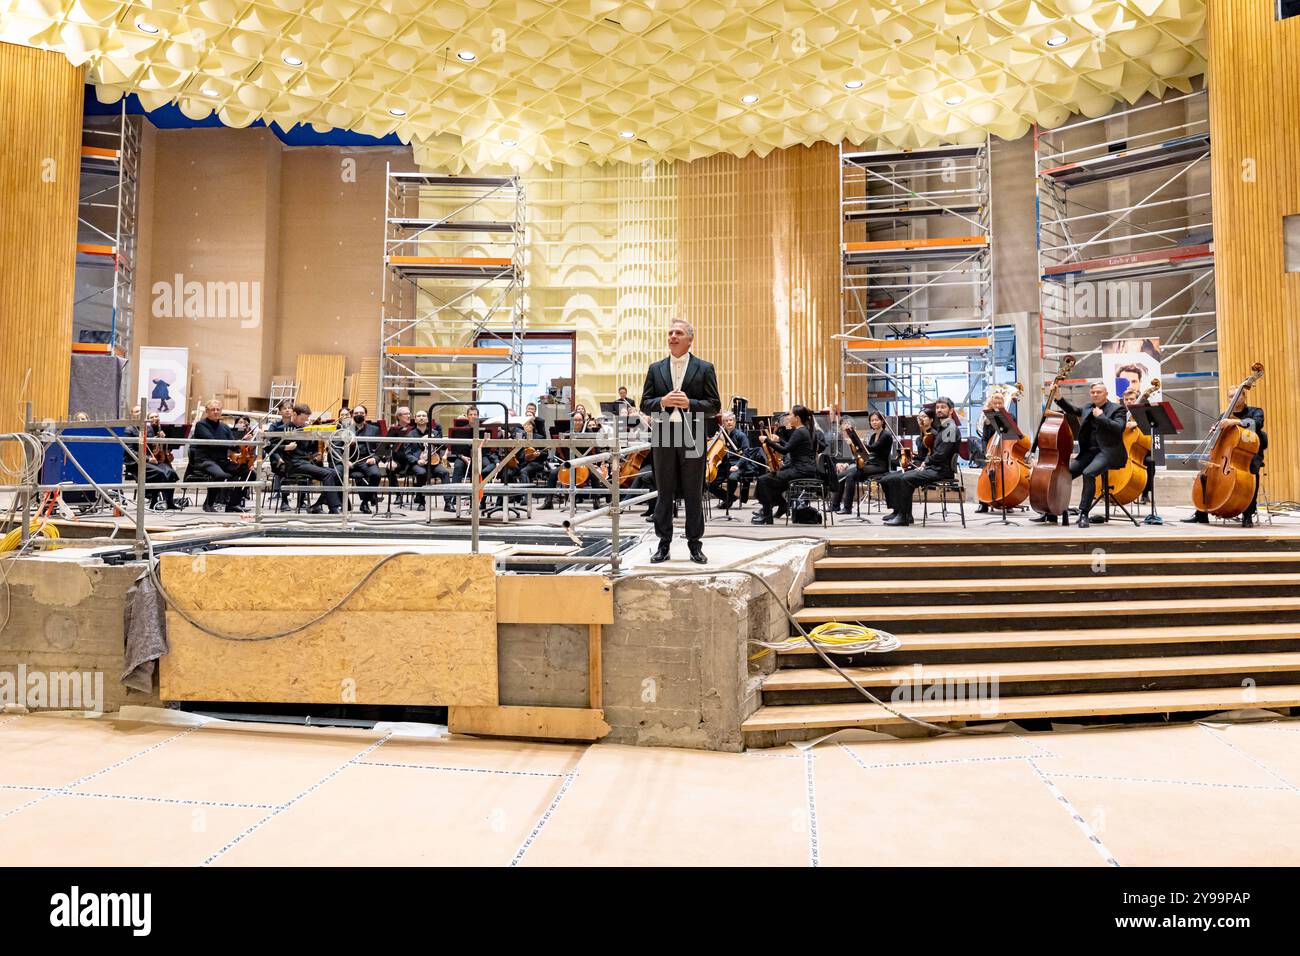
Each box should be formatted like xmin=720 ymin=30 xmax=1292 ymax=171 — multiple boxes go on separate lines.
xmin=748 ymin=621 xmax=899 ymax=661
xmin=0 ymin=520 xmax=61 ymax=554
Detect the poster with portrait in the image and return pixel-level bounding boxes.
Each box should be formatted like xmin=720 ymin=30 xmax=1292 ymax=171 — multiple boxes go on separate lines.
xmin=136 ymin=347 xmax=189 ymax=426
xmin=1102 ymin=338 xmax=1162 ymax=404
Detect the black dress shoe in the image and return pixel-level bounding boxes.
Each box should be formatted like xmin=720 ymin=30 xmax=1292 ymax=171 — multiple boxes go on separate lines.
xmin=307 ymin=504 xmax=324 ymax=514
xmin=359 ymin=502 xmax=372 ymax=514
xmin=328 ymin=506 xmax=341 ymax=514
xmin=1242 ymin=515 xmax=1255 ymax=528
xmin=751 ymin=513 xmax=773 ymax=525
xmin=1077 ymin=515 xmax=1090 ymax=528
xmin=444 ymin=501 xmax=456 ymax=513
xmin=1030 ymin=513 xmax=1057 ymax=524
xmin=415 ymin=500 xmax=425 ymax=511
xmin=688 ymin=544 xmax=707 ymax=564
xmin=1182 ymin=512 xmax=1209 ymax=524
xmin=225 ymin=504 xmax=247 ymax=514
xmin=883 ymin=514 xmax=910 ymax=526
xmin=202 ymin=503 xmax=218 ymax=513
xmin=773 ymin=506 xmax=788 ymax=519
xmin=974 ymin=503 xmax=990 ymax=514
xmin=650 ymin=544 xmax=670 ymax=563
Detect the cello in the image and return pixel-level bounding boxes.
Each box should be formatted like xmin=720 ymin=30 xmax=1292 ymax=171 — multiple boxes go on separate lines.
xmin=1191 ymin=363 xmax=1265 ymax=519
xmin=1028 ymin=355 xmax=1077 ymax=517
xmin=1108 ymin=378 xmax=1161 ymax=506
xmin=976 ymin=384 xmax=1030 ymax=509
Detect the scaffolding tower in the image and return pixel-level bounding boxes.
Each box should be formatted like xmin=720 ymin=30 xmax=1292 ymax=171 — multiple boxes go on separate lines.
xmin=379 ymin=168 xmax=526 ymax=415
xmin=838 ymin=138 xmax=995 ymax=431
xmin=1036 ymin=89 xmax=1216 ymax=465
xmin=75 ymin=105 xmax=140 ymax=397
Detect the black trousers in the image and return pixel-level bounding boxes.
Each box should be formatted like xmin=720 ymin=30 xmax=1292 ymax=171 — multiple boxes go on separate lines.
xmin=350 ymin=459 xmax=381 ymax=505
xmin=756 ymin=466 xmax=813 ymax=517
xmin=652 ymin=444 xmax=705 ymax=544
xmin=879 ymin=467 xmax=946 ymax=518
xmin=190 ymin=457 xmax=241 ymax=508
xmin=833 ymin=461 xmax=888 ymax=510
xmin=1070 ymin=448 xmax=1125 ymax=515
xmin=1194 ymin=457 xmax=1261 ymax=521
xmin=288 ymin=462 xmax=342 ymax=510
xmin=145 ymin=462 xmax=178 ymax=505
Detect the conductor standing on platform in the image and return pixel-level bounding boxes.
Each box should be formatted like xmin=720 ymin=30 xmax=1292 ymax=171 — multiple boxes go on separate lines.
xmin=641 ymin=318 xmax=722 ymax=565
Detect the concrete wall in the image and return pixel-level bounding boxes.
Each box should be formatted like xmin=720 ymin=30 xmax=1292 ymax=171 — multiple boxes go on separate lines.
xmin=498 ymin=541 xmax=822 ymax=751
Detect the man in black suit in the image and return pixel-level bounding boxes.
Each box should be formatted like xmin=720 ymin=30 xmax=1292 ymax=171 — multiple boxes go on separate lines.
xmin=1054 ymin=381 xmax=1128 ymax=528
xmin=640 ymin=318 xmax=721 ymax=564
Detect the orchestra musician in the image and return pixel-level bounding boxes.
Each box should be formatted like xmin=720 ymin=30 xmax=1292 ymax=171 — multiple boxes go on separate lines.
xmin=706 ymin=411 xmax=765 ymax=513
xmin=753 ymin=406 xmax=818 ymax=525
xmin=877 ymin=398 xmax=961 ymax=526
xmin=405 ymin=409 xmax=451 ymax=512
xmin=973 ymin=390 xmax=1010 ymax=515
xmin=640 ymin=318 xmax=722 ymax=564
xmin=1123 ymin=386 xmax=1155 ymax=506
xmin=1037 ymin=380 xmax=1127 ymax=528
xmin=831 ymin=411 xmax=893 ymax=515
xmin=279 ymin=403 xmax=342 ymax=514
xmin=1184 ymin=388 xmax=1266 ymax=529
xmin=616 ymin=386 xmax=638 ymax=413
xmin=144 ymin=412 xmax=182 ymax=510
xmin=189 ymin=399 xmax=248 ymax=514
xmin=512 ymin=402 xmax=550 ymax=488
xmin=542 ymin=409 xmax=605 ymax=510
xmin=265 ymin=400 xmax=296 ymax=510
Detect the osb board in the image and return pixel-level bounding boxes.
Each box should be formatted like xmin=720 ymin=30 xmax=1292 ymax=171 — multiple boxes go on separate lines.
xmin=449 ymin=705 xmax=610 ymax=742
xmin=159 ymin=553 xmax=496 ymax=706
xmin=497 ymin=575 xmax=613 ymax=624
xmin=293 ymin=353 xmax=346 ymax=420
xmin=351 ymin=356 xmax=379 ymax=415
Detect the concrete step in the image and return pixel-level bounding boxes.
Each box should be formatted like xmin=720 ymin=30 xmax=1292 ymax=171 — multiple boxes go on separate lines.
xmin=823 ymin=531 xmax=1300 ymax=559
xmin=813 ymin=551 xmax=1300 ymax=580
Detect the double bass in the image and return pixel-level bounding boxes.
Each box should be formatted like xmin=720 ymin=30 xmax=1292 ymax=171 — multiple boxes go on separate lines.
xmin=976 ymin=383 xmax=1030 ymax=509
xmin=1191 ymin=363 xmax=1265 ymax=519
xmin=1028 ymin=355 xmax=1077 ymax=516
xmin=1107 ymin=378 xmax=1161 ymax=506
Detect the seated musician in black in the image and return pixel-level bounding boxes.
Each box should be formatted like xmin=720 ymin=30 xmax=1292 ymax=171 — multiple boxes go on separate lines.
xmin=345 ymin=405 xmax=383 ymax=513
xmin=1123 ymin=387 xmax=1155 ymax=506
xmin=541 ymin=409 xmax=604 ymax=510
xmin=752 ymin=406 xmax=818 ymax=524
xmin=391 ymin=409 xmax=448 ymax=512
xmin=511 ymin=402 xmax=550 ymax=491
xmin=832 ymin=411 xmax=893 ymax=515
xmin=143 ymin=412 xmax=181 ymax=509
xmin=265 ymin=400 xmax=296 ymax=509
xmin=189 ymin=399 xmax=246 ymax=514
xmin=878 ymin=398 xmax=961 ymax=526
xmin=1184 ymin=390 xmax=1266 ymax=528
xmin=1040 ymin=381 xmax=1127 ymax=528
xmin=973 ymin=390 xmax=1011 ymax=514
xmin=707 ymin=412 xmax=764 ymax=512
xmin=279 ymin=403 xmax=341 ymax=514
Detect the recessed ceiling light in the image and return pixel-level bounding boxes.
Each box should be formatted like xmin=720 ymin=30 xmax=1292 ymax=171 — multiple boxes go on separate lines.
xmin=1046 ymin=34 xmax=1068 ymax=48
xmin=456 ymin=50 xmax=477 ymax=62
xmin=282 ymin=53 xmax=303 ymax=67
xmin=501 ymin=138 xmax=517 ymax=147
xmin=202 ymin=86 xmax=220 ymax=97
xmin=741 ymin=93 xmax=759 ymax=104
xmin=945 ymin=95 xmax=965 ymax=106
xmin=135 ymin=19 xmax=159 ymax=34
xmin=619 ymin=130 xmax=635 ymax=139
xmin=844 ymin=79 xmax=864 ymax=90
xmin=388 ymin=107 xmax=407 ymax=117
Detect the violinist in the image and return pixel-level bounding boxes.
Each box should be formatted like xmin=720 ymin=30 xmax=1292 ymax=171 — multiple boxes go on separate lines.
xmin=707 ymin=412 xmax=764 ymax=512
xmin=1185 ymin=388 xmax=1266 ymax=528
xmin=144 ymin=412 xmax=182 ymax=510
xmin=265 ymin=400 xmax=296 ymax=510
xmin=542 ymin=409 xmax=604 ymax=510
xmin=752 ymin=406 xmax=818 ymax=525
xmin=190 ymin=399 xmax=247 ymax=514
xmin=832 ymin=411 xmax=893 ymax=515
xmin=345 ymin=405 xmax=383 ymax=514
xmin=974 ymin=391 xmax=1009 ymax=515
xmin=280 ymin=403 xmax=342 ymax=514
xmin=1044 ymin=381 xmax=1127 ymax=528
xmin=878 ymin=398 xmax=960 ymax=526
xmin=1123 ymin=387 xmax=1155 ymax=506
xmin=513 ymin=402 xmax=550 ymax=488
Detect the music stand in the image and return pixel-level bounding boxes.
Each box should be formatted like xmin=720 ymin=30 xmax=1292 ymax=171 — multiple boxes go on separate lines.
xmin=1133 ymin=401 xmax=1182 ymax=526
xmin=980 ymin=409 xmax=1025 ymax=526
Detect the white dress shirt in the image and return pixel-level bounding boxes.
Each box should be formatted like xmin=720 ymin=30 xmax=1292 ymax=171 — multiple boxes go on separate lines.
xmin=669 ymin=352 xmax=690 ymax=423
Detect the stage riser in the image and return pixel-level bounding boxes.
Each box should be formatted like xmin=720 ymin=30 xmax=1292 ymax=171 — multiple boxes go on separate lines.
xmin=815 ymin=561 xmax=1300 ymax=581
xmin=779 ymin=637 xmax=1300 ymax=668
xmin=795 ymin=611 xmax=1300 ymax=634
xmin=825 ymin=538 xmax=1300 ymax=558
xmin=764 ymin=671 xmax=1300 ymax=707
xmin=803 ymin=586 xmax=1300 ymax=607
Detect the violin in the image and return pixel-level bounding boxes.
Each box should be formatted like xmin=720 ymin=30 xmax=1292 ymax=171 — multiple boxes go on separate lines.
xmin=1191 ymin=363 xmax=1265 ymax=519
xmin=1108 ymin=378 xmax=1162 ymax=506
xmin=844 ymin=424 xmax=868 ymax=471
xmin=976 ymin=383 xmax=1031 ymax=509
xmin=146 ymin=426 xmax=173 ymax=465
xmin=1028 ymin=355 xmax=1077 ymax=516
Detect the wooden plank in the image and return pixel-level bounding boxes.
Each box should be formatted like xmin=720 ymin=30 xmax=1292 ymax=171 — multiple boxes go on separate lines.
xmin=816 ymin=552 xmax=1300 ymax=570
xmin=79 ymin=145 xmax=118 ymax=159
xmin=843 ymin=336 xmax=990 ymax=351
xmin=765 ymin=653 xmax=1300 ymax=692
xmin=827 ymin=530 xmax=1300 ymax=546
xmin=496 ymin=574 xmax=613 ymax=624
xmin=75 ymin=242 xmax=115 ymax=257
xmin=588 ymin=623 xmax=603 ymax=709
xmin=803 ymin=573 xmax=1300 ymax=595
xmin=843 ymin=235 xmax=987 ymax=252
xmin=741 ymin=685 xmax=1300 ymax=732
xmin=794 ymin=597 xmax=1300 ymax=624
xmin=293 ymin=353 xmax=347 ymax=420
xmin=387 ymin=255 xmax=513 ymax=266
xmin=351 ymin=356 xmax=379 ymax=415
xmin=449 ymin=705 xmax=611 ymax=742
xmin=778 ymin=623 xmax=1300 ymax=654
xmin=386 ymin=345 xmax=511 ymax=357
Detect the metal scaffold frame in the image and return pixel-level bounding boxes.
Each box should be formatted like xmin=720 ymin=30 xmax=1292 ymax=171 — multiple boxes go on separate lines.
xmin=1035 ymin=89 xmax=1216 ymax=462
xmin=379 ymin=168 xmax=526 ymax=415
xmin=75 ymin=104 xmax=140 ymax=395
xmin=837 ymin=138 xmax=995 ymax=431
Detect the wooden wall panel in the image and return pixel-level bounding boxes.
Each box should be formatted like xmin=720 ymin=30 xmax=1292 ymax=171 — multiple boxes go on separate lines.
xmin=294 ymin=353 xmax=347 ymax=417
xmin=0 ymin=42 xmax=83 ymax=439
xmin=1206 ymin=6 xmax=1300 ymax=500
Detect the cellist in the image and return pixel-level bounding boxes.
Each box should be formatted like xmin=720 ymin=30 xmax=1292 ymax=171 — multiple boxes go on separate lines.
xmin=1184 ymin=388 xmax=1266 ymax=528
xmin=1035 ymin=381 xmax=1127 ymax=528
xmin=707 ymin=412 xmax=764 ymax=512
xmin=1123 ymin=386 xmax=1155 ymax=506
xmin=974 ymin=390 xmax=1009 ymax=515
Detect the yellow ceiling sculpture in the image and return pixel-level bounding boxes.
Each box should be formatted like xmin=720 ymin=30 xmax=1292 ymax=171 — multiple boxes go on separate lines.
xmin=1 ymin=0 xmax=1207 ymax=171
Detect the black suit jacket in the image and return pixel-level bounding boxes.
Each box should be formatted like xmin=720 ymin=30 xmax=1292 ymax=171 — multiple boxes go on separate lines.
xmin=1058 ymin=398 xmax=1127 ymax=457
xmin=640 ymin=354 xmax=722 ymax=438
